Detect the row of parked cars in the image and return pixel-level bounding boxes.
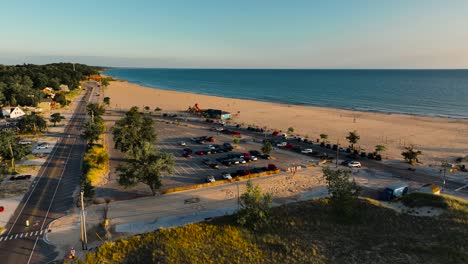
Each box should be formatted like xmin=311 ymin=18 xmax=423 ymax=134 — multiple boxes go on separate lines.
xmin=182 ymin=142 xmax=234 ymax=158
xmin=206 ymin=164 xmax=278 ymax=183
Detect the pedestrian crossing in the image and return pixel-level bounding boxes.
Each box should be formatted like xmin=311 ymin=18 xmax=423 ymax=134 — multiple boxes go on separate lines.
xmin=0 ymin=229 xmax=47 ymax=242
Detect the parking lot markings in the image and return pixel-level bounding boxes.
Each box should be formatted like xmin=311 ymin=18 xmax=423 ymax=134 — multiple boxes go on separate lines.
xmin=0 ymin=237 xmax=3 ymax=242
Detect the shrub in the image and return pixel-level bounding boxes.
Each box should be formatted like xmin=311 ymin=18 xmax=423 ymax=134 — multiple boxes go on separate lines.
xmin=237 ymin=180 xmax=272 ymax=231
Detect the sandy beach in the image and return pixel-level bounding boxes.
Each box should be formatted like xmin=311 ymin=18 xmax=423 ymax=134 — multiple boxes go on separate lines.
xmin=104 ymin=80 xmax=468 ymax=166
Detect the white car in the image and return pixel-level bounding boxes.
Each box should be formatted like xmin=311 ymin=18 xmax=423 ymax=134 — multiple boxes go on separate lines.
xmin=276 ymin=142 xmax=287 ymax=147
xmin=18 ymin=140 xmax=32 ymax=145
xmin=222 ymin=172 xmax=232 ymax=180
xmin=347 ymin=161 xmax=362 ymax=168
xmin=250 ymin=156 xmax=258 ymax=161
xmin=179 ymin=141 xmax=186 ymax=146
xmin=36 ymin=143 xmax=49 ymax=149
xmin=301 ymin=149 xmax=313 ymax=154
xmin=206 ymin=175 xmax=216 ymax=183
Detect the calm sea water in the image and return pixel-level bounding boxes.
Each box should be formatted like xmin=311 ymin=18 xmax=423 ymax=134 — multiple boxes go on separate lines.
xmin=104 ymin=69 xmax=468 ymax=119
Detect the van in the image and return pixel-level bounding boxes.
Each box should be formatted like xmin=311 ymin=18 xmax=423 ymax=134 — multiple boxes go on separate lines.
xmin=379 ymin=184 xmax=409 ymax=201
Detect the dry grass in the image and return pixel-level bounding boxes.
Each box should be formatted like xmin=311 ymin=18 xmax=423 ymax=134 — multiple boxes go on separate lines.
xmin=0 ymin=180 xmax=30 ymax=198
xmin=81 ymin=196 xmax=468 ymax=264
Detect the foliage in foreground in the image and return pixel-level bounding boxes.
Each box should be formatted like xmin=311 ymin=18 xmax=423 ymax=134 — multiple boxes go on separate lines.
xmin=80 ymin=195 xmax=468 ymax=264
xmin=237 ymin=180 xmax=272 ymax=231
xmin=322 ymin=167 xmax=361 ymax=220
xmin=83 ymin=145 xmax=109 ymax=186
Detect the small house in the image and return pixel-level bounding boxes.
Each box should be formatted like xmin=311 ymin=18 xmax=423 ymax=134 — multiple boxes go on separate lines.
xmin=59 ymin=84 xmax=70 ymax=92
xmin=2 ymin=106 xmax=26 ymax=119
xmin=42 ymin=87 xmax=56 ymax=98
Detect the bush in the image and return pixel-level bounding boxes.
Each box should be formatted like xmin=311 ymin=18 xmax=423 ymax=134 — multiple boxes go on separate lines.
xmin=237 ymin=180 xmax=272 ymax=231
xmin=322 ymin=167 xmax=361 ymax=220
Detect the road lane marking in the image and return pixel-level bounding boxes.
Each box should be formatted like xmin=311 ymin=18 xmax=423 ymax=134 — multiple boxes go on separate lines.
xmin=28 ymin=136 xmax=79 ymax=264
xmin=14 ymin=234 xmax=18 ymax=239
xmin=8 ymin=235 xmax=13 ymax=240
xmin=34 ymin=231 xmax=38 ymax=236
xmin=40 ymin=230 xmax=44 ymax=235
xmin=20 ymin=233 xmax=24 ymax=238
xmin=0 ymin=237 xmax=3 ymax=242
xmin=455 ymin=184 xmax=468 ymax=192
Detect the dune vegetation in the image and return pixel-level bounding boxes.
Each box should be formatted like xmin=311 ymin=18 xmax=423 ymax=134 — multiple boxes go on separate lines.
xmin=76 ymin=194 xmax=467 ymax=264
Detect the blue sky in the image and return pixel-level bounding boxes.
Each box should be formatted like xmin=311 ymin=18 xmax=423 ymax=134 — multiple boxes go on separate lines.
xmin=1 ymin=0 xmax=467 ymax=68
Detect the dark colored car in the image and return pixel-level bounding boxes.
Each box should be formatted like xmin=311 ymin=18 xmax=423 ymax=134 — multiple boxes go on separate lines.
xmin=268 ymin=164 xmax=277 ymax=171
xmin=10 ymin=174 xmax=32 ymax=181
xmin=260 ymin=154 xmax=271 ymax=160
xmin=249 ymin=150 xmax=261 ymax=156
xmin=195 ymin=151 xmax=205 ymax=155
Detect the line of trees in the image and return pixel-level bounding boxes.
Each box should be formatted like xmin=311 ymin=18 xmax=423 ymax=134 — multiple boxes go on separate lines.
xmin=112 ymin=106 xmax=175 ymax=196
xmin=0 ymin=63 xmax=100 ymax=107
xmin=81 ymin=102 xmax=107 ymax=198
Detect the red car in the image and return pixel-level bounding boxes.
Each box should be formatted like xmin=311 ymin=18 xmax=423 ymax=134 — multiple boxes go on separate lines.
xmin=231 ymin=131 xmax=241 ymax=136
xmin=272 ymin=131 xmax=280 ymax=136
xmin=195 ymin=151 xmax=205 ymax=155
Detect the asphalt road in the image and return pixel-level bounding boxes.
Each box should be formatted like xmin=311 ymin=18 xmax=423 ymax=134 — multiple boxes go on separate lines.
xmin=0 ymin=83 xmax=95 ymax=264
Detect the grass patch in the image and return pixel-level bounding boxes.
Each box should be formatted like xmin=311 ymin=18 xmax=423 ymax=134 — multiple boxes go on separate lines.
xmin=401 ymin=192 xmax=450 ymax=209
xmin=81 ymin=197 xmax=468 ymax=264
xmin=83 ymin=144 xmax=109 ymax=186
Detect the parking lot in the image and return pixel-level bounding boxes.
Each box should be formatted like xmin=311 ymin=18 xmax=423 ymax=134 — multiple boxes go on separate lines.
xmin=154 ymin=120 xmax=315 ymax=188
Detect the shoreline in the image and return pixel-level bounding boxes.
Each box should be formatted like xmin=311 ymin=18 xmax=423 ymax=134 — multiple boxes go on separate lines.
xmin=104 ymin=70 xmax=468 ymax=120
xmin=103 ymin=79 xmax=468 ymax=166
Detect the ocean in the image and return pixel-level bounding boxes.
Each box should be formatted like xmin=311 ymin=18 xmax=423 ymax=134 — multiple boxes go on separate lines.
xmin=104 ymin=68 xmax=468 ymax=119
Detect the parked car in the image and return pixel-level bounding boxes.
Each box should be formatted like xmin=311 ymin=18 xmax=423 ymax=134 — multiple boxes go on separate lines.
xmin=301 ymin=148 xmax=313 ymax=154
xmin=249 ymin=156 xmax=258 ymax=161
xmin=347 ymin=161 xmax=362 ymax=168
xmin=206 ymin=176 xmax=216 ymax=183
xmin=195 ymin=150 xmax=205 ymax=156
xmin=36 ymin=143 xmax=49 ymax=149
xmin=249 ymin=150 xmax=261 ymax=156
xmin=209 ymin=163 xmax=220 ymax=169
xmin=268 ymin=164 xmax=278 ymax=171
xmin=18 ymin=140 xmax=32 ymax=145
xmin=276 ymin=142 xmax=287 ymax=147
xmin=10 ymin=174 xmax=32 ymax=181
xmin=179 ymin=141 xmax=186 ymax=146
xmin=182 ymin=152 xmax=192 ymax=158
xmin=259 ymin=154 xmax=271 ymax=160
xmin=341 ymin=160 xmax=352 ymax=166
xmin=379 ymin=184 xmax=409 ymax=201
xmin=202 ymin=158 xmax=210 ymax=164
xmin=222 ymin=172 xmax=232 ymax=180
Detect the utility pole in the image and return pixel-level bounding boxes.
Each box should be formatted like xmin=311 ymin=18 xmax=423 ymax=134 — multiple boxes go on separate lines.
xmin=236 ymin=182 xmax=240 ymax=210
xmin=80 ymin=191 xmax=88 ymax=250
xmin=335 ymin=140 xmax=339 ymax=168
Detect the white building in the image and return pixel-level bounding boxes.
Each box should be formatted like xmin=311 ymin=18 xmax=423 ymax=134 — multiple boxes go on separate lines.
xmin=2 ymin=107 xmax=26 ymax=119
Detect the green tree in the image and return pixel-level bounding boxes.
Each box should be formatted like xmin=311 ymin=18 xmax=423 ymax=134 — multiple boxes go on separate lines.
xmin=322 ymin=167 xmax=361 ymax=219
xmin=17 ymin=113 xmax=47 ymax=134
xmin=111 ymin=106 xmax=156 ymax=157
xmin=154 ymin=107 xmax=162 ymax=112
xmin=375 ymin=144 xmax=387 ymax=155
xmin=346 ymin=130 xmax=360 ymax=151
xmin=320 ymin=133 xmax=328 ymax=143
xmin=81 ymin=121 xmax=105 ymax=145
xmin=50 ymin=113 xmax=65 ymax=127
xmin=144 ymin=106 xmax=150 ymax=113
xmin=0 ymin=130 xmax=31 ymax=171
xmin=261 ymin=140 xmax=272 ymax=155
xmin=237 ymin=180 xmax=272 ymax=231
xmin=401 ymin=145 xmax=422 ymax=165
xmin=86 ymin=103 xmax=105 ymax=122
xmin=287 ymin=127 xmax=294 ymax=134
xmin=101 ymin=78 xmax=110 ymax=88
xmin=117 ymin=143 xmax=175 ymax=196
xmin=233 ymin=137 xmax=241 ymax=145
xmin=53 ymin=93 xmax=69 ymax=106
xmin=103 ymin=97 xmax=110 ymax=105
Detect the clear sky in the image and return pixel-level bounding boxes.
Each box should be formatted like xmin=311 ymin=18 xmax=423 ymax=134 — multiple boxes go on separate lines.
xmin=1 ymin=0 xmax=467 ymax=68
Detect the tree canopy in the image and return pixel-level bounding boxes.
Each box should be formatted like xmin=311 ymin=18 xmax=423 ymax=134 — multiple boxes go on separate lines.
xmin=237 ymin=180 xmax=272 ymax=231
xmin=112 ymin=106 xmax=156 ymax=157
xmin=261 ymin=140 xmax=272 ymax=154
xmin=0 ymin=63 xmax=100 ymax=107
xmin=346 ymin=130 xmax=360 ymax=150
xmin=401 ymin=145 xmax=422 ymax=165
xmin=81 ymin=121 xmax=105 ymax=146
xmin=117 ymin=143 xmax=175 ymax=196
xmin=50 ymin=113 xmax=65 ymax=127
xmin=17 ymin=113 xmax=47 ymax=133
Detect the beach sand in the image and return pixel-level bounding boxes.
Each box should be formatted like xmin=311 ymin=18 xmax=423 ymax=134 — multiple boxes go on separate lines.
xmin=104 ymin=80 xmax=468 ymax=166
